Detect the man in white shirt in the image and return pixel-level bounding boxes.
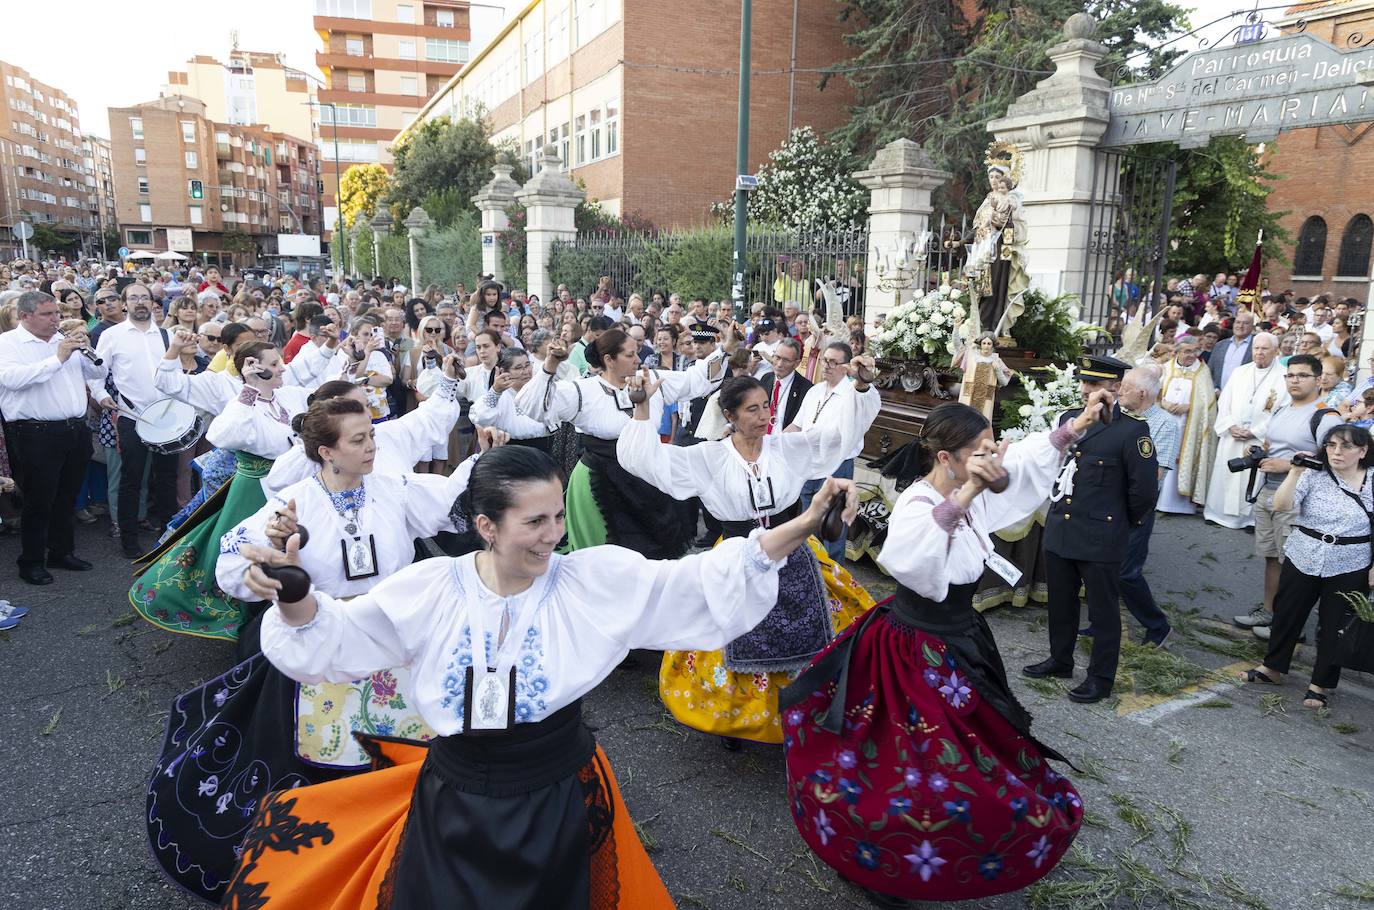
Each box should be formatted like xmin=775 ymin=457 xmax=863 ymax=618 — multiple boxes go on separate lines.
xmin=601 ymin=296 xmax=625 ymax=323
xmin=0 ymin=291 xmax=109 ymax=584
xmin=96 ymin=282 xmax=178 ymax=557
xmin=751 ymin=318 xmax=785 ymax=379
xmin=1308 ymin=304 xmax=1336 ymax=344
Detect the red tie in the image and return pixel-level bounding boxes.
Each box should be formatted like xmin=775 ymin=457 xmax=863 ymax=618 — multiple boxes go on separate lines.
xmin=768 ymin=380 xmax=781 ymax=434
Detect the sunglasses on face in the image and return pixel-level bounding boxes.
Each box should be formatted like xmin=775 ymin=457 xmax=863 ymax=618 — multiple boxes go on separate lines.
xmin=424 ymin=326 xmax=444 ymax=333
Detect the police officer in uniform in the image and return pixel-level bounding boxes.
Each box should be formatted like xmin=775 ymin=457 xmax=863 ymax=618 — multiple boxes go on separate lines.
xmin=1023 ymin=354 xmax=1159 ymax=703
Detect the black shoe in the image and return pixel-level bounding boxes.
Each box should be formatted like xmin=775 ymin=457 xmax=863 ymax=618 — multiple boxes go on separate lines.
xmin=1068 ymin=678 xmax=1113 ymax=704
xmin=1142 ymin=626 xmax=1173 ymax=649
xmin=122 ymin=539 xmax=145 ymax=560
xmin=48 ymin=554 xmax=93 ymax=571
xmin=1078 ymin=626 xmax=1097 ymax=637
xmin=1022 ymin=658 xmax=1073 ymax=679
xmin=19 ymin=565 xmax=54 ymax=585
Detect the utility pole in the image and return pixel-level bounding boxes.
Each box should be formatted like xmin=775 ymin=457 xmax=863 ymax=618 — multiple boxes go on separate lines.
xmin=730 ymin=0 xmax=752 ymax=322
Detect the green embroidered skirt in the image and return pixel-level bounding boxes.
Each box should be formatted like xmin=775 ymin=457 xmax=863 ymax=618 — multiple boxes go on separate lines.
xmin=130 ymin=452 xmax=272 ymax=641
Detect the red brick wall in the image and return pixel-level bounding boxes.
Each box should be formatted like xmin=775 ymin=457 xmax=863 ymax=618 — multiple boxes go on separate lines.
xmin=622 ymin=0 xmax=857 ymax=227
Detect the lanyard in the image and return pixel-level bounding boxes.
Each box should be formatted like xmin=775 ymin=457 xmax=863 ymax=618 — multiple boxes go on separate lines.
xmin=467 ymin=566 xmax=547 ymax=676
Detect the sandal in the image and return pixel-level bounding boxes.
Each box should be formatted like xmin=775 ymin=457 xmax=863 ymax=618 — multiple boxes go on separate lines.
xmin=1242 ymin=668 xmax=1280 ymax=685
xmin=1302 ymin=688 xmax=1330 ymax=708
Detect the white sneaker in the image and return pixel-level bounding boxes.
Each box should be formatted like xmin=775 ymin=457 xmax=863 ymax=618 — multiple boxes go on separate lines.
xmin=0 ymin=601 xmax=30 ymax=621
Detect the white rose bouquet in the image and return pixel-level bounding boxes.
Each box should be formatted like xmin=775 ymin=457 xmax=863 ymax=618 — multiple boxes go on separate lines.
xmin=870 ymin=286 xmax=968 ymax=367
xmin=1000 ymin=362 xmax=1082 ymax=442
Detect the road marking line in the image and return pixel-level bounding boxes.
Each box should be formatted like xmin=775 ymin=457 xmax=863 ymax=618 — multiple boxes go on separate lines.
xmin=1119 ymin=661 xmax=1251 ymax=724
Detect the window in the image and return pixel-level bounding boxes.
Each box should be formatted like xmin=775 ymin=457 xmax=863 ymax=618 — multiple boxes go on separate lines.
xmin=347 ymin=71 xmax=366 ymax=92
xmin=560 ymin=122 xmax=570 ymax=169
xmin=605 ymin=99 xmax=618 ymax=156
xmin=1337 ymin=215 xmax=1374 ymax=278
xmin=590 ymin=107 xmax=602 ymax=160
xmin=130 ymin=117 xmax=143 ymax=139
xmin=524 ymin=30 xmax=544 ymax=81
xmin=134 ymin=147 xmax=146 ymax=164
xmin=1294 ymin=216 xmax=1328 ymax=276
xmin=425 ymin=38 xmax=469 ymax=63
xmin=316 ymin=0 xmax=372 ymax=17
xmin=400 ymin=75 xmax=418 ymax=96
xmin=127 ymin=229 xmax=151 ymax=245
xmin=399 ymin=39 xmax=416 ymax=60
xmin=437 ymin=9 xmax=454 ymax=26
xmin=189 ymin=205 xmax=203 ymax=225
xmin=181 ymin=121 xmax=195 ymax=143
xmin=346 ymin=37 xmax=365 ymax=56
xmin=320 ymin=104 xmax=377 ymax=128
xmin=136 ymin=176 xmax=149 ymax=195
xmin=548 ymin=2 xmax=569 ymax=64
xmin=574 ymin=114 xmax=586 ymax=164
xmin=574 ymin=0 xmax=619 ymax=47
xmin=139 ymin=203 xmax=152 ymax=223
xmin=185 ymin=151 xmax=198 ymax=168
xmin=396 ymin=3 xmax=414 ymax=22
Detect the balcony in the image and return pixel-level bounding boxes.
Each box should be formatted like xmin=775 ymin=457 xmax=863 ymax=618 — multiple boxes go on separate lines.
xmin=315 ymin=49 xmax=460 ymax=75
xmin=216 ymin=141 xmax=231 ymax=159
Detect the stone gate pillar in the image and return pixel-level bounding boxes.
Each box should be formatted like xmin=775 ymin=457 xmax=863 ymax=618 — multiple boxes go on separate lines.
xmin=471 ymin=163 xmax=519 ymax=285
xmin=987 ymin=13 xmax=1110 ymax=301
xmin=514 ymin=146 xmax=584 ymax=303
xmin=854 ymin=138 xmax=952 ymax=329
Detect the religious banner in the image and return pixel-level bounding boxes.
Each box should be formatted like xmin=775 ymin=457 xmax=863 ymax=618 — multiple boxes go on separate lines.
xmin=1235 ymin=234 xmax=1263 ymax=311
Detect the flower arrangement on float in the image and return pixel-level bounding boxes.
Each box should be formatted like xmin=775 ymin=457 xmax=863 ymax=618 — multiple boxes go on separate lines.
xmin=999 ymin=363 xmax=1082 ymax=442
xmin=869 ymin=285 xmax=968 ymax=367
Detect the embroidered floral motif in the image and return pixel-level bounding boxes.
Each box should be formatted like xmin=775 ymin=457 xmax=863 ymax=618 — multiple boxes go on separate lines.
xmin=440 ymin=623 xmax=550 ymax=730
xmin=219 ymin=525 xmax=253 ymax=556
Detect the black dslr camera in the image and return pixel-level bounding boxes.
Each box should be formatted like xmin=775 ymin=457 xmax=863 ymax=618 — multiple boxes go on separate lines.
xmin=1227 ymin=445 xmax=1265 ymax=474
xmin=1291 ymin=452 xmax=1324 ymax=470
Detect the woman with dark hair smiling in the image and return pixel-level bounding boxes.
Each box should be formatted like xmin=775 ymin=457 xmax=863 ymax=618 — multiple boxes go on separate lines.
xmin=618 ymin=371 xmax=880 ymax=747
xmin=1241 ymin=422 xmax=1374 ymax=708
xmin=781 ymin=398 xmax=1109 ymax=906
xmin=221 ymin=445 xmax=857 ymax=909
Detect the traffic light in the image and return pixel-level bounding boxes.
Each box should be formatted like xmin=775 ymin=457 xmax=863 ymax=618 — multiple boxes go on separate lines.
xmin=189 ymin=179 xmax=204 ymax=199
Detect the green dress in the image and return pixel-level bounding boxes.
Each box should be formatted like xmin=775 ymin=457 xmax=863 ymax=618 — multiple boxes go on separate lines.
xmin=130 ymin=452 xmax=272 ymax=641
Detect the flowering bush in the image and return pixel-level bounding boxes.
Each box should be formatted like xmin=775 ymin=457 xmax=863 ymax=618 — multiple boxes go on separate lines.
xmin=710 ymin=126 xmax=867 ymax=232
xmin=1000 ymin=363 xmax=1082 ymax=442
xmin=869 ymin=286 xmax=969 ymax=367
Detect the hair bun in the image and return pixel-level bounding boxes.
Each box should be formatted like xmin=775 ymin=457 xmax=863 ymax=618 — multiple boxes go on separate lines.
xmin=290 ymin=412 xmax=307 ymax=434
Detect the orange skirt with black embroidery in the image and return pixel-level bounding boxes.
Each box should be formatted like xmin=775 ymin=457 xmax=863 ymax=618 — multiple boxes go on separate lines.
xmin=219 ymin=734 xmax=674 ymax=910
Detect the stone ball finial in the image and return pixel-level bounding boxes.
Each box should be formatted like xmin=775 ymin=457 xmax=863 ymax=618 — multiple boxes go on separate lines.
xmin=1063 ymin=12 xmax=1096 ymax=40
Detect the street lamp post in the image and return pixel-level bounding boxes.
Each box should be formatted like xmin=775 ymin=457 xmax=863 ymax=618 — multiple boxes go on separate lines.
xmin=303 ymin=98 xmax=346 ymax=279
xmin=731 ymin=0 xmax=753 ymax=321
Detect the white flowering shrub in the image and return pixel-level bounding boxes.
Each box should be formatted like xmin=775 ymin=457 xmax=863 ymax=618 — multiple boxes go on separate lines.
xmin=1000 ymin=363 xmax=1082 ymax=442
xmin=869 ymin=286 xmax=968 ymax=367
xmin=710 ymin=126 xmax=867 ymax=232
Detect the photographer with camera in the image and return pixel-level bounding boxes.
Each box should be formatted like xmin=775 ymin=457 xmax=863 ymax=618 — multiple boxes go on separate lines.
xmin=1232 ymin=354 xmax=1344 ymax=634
xmin=1240 ymin=422 xmax=1374 ymax=709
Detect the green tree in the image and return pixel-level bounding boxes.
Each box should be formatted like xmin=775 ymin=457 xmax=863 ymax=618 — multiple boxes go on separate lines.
xmin=30 ymin=223 xmax=78 ymax=255
xmin=826 ymin=0 xmax=1190 ymax=212
xmin=338 ymin=163 xmax=391 ymax=229
xmin=389 ymin=115 xmax=525 ymax=219
xmin=710 ymin=126 xmax=867 ymax=231
xmin=1166 ymin=136 xmax=1290 ymax=275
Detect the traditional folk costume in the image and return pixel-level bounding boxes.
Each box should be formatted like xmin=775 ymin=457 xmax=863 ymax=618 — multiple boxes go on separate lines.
xmin=131 ymin=381 xmax=314 ymax=641
xmin=1157 ymin=357 xmax=1217 ymax=514
xmin=219 ymin=534 xmax=789 ymax=908
xmin=510 ymin=352 xmax=727 ymax=557
xmin=616 ymin=384 xmax=880 ymax=744
xmin=781 ymin=425 xmax=1084 ymax=904
xmin=146 ymin=462 xmax=473 ymax=902
xmin=1203 ymin=360 xmax=1288 ymax=529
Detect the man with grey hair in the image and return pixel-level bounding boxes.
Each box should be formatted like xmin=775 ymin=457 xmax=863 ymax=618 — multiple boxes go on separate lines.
xmin=0 ymin=291 xmax=109 ymax=584
xmin=1204 ymin=332 xmax=1286 ymax=530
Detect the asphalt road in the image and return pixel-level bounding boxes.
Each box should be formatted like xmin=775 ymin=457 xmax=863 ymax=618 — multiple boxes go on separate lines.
xmin=2 ymin=511 xmax=1372 ymax=910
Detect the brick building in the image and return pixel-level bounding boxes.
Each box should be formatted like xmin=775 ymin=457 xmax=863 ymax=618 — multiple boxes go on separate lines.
xmin=1265 ymin=1 xmax=1374 ymax=300
xmin=81 ymin=134 xmax=117 ymax=256
xmin=401 ymin=0 xmax=856 ymax=228
xmin=313 ymin=0 xmax=474 ymax=236
xmin=108 ymin=96 xmax=321 ymax=269
xmin=0 ymin=60 xmax=94 ymax=256
xmin=163 ymin=49 xmax=317 ymax=143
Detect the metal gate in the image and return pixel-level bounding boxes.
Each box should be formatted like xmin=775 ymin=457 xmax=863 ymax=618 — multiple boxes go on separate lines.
xmin=1081 ymin=149 xmax=1177 ymax=343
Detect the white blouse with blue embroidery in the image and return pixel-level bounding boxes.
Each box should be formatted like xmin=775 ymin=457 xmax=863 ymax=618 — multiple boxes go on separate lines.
xmin=259 ymin=532 xmax=787 ymax=735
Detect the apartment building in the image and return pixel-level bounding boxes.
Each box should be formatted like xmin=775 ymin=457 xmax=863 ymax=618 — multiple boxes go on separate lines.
xmin=0 ymin=60 xmax=94 ymax=251
xmin=81 ymin=134 xmax=117 ymax=254
xmin=164 ymin=49 xmax=317 ymax=144
xmin=402 ymin=0 xmax=856 ymax=227
xmin=313 ymin=0 xmax=474 ymax=233
xmin=108 ymin=96 xmax=321 ymax=268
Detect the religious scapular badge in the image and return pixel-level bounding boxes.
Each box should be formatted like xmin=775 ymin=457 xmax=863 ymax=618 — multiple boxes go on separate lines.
xmin=463 ymin=665 xmax=517 ymax=732
xmin=462 ymin=585 xmax=546 ymax=735
xmin=340 ymin=534 xmax=379 ymax=581
xmin=984 ymin=551 xmax=1023 ymax=586
xmin=748 ymin=472 xmax=776 ymax=512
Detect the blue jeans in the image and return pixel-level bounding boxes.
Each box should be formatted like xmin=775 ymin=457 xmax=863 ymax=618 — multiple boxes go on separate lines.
xmin=1118 ymin=509 xmax=1171 ymax=639
xmin=801 ymin=457 xmax=855 ymax=562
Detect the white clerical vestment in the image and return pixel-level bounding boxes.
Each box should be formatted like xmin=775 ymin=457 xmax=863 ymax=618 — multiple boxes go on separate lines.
xmin=1203 ymin=361 xmax=1289 ymax=528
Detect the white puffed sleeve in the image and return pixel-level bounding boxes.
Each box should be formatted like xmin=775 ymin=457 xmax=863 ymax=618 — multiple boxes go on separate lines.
xmin=260 ymin=559 xmax=456 ymax=684
xmin=559 ymin=530 xmax=787 ymax=651
xmin=876 ymin=488 xmax=969 ymax=602
xmin=516 ymin=367 xmax=583 ymax=424
xmin=658 ymin=352 xmax=726 ymax=405
xmin=206 ymin=390 xmax=297 ymax=457
xmin=215 ymin=493 xmax=283 ymax=602
xmin=262 ymin=446 xmax=311 ymax=497
xmin=396 ymin=463 xmax=474 ymax=538
xmin=154 ymin=360 xmax=235 ymax=414
xmin=469 ymin=387 xmax=551 ymax=438
xmin=284 ymin=341 xmax=333 ymax=388
xmin=615 ymin=415 xmax=714 ymax=500
xmin=780 ymin=409 xmax=850 ymax=480
xmin=978 ymin=425 xmax=1080 ymax=531
xmin=377 ymin=376 xmax=463 ymax=463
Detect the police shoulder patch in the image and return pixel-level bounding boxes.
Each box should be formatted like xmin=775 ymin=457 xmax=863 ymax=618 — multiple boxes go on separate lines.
xmin=1138 ymin=437 xmax=1154 ymax=459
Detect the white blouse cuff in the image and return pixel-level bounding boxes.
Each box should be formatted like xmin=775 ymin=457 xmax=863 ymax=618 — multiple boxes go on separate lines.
xmin=745 ymin=527 xmax=788 ymax=571
xmin=272 ymin=595 xmax=328 ymax=635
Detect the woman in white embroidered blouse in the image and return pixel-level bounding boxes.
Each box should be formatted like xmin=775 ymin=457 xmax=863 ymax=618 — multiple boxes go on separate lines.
xmin=1241 ymin=422 xmax=1374 ymax=708
xmin=219 ymin=445 xmax=857 ymax=909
